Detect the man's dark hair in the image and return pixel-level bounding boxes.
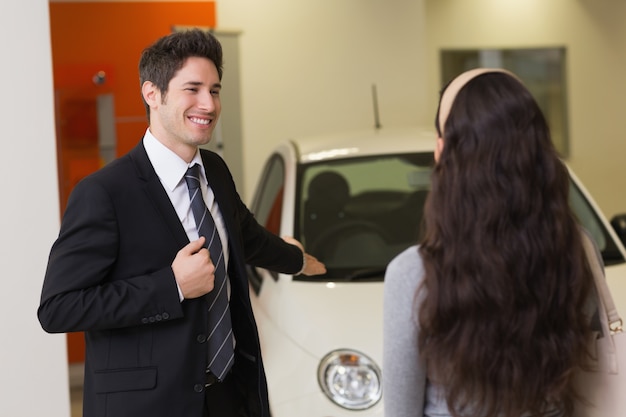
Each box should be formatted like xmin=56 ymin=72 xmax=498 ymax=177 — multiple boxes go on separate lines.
xmin=139 ymin=29 xmax=223 ymax=119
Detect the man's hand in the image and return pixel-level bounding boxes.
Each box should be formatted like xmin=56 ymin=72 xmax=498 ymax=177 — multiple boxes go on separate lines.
xmin=172 ymin=237 xmax=216 ymax=299
xmin=281 ymin=236 xmax=327 ymax=276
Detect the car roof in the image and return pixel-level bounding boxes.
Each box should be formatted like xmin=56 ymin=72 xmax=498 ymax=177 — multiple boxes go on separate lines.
xmin=287 ymin=126 xmax=437 ymax=164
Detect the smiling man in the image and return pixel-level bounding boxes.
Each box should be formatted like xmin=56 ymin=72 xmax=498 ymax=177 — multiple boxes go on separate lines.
xmin=38 ymin=29 xmax=325 ymax=417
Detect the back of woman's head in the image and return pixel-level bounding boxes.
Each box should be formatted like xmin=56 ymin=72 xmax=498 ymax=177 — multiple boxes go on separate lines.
xmin=419 ymin=70 xmax=593 ymax=417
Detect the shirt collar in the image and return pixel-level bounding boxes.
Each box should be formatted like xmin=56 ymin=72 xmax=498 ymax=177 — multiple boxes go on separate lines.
xmin=142 ymin=128 xmax=205 ymax=191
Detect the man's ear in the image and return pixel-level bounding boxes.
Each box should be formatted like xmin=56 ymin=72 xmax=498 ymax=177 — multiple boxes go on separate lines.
xmin=141 ymin=81 xmax=159 ymax=107
xmin=435 ymin=136 xmax=444 ymax=162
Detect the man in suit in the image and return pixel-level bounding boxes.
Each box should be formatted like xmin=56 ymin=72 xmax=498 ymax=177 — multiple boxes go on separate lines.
xmin=38 ymin=29 xmax=325 ymax=417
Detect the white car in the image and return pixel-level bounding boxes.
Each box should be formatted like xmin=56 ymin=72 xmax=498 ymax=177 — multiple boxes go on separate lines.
xmin=246 ymin=126 xmax=626 ymax=417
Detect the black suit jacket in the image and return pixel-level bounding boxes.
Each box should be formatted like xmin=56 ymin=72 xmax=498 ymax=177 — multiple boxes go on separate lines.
xmin=38 ymin=142 xmax=302 ymax=417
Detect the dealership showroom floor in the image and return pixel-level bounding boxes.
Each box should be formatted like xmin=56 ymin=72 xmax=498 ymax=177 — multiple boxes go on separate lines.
xmin=69 ymin=364 xmax=83 ymax=417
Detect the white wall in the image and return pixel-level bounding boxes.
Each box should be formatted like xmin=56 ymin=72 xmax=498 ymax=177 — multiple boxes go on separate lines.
xmin=425 ymin=0 xmax=626 ymax=218
xmin=217 ymin=0 xmax=428 ymax=201
xmin=0 ymin=1 xmax=70 ymax=416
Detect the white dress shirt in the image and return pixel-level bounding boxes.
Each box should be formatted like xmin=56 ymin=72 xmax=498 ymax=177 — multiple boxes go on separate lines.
xmin=142 ymin=128 xmax=230 ymax=300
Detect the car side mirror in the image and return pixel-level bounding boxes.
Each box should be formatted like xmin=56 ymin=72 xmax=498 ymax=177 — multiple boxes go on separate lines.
xmin=610 ymin=213 xmax=626 ymax=246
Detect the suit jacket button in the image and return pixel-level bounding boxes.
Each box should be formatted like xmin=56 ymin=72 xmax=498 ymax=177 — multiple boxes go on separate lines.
xmin=155 ymin=314 xmax=162 ymax=321
xmin=194 ymin=384 xmax=204 ymax=393
xmin=197 ymin=334 xmax=207 ymax=343
xmin=149 ymin=316 xmax=156 ymax=323
xmin=141 ymin=318 xmax=149 ymax=324
xmin=162 ymin=312 xmax=170 ymax=320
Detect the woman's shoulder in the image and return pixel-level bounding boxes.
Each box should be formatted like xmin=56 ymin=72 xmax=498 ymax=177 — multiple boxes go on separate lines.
xmin=387 ymin=245 xmax=423 ymax=274
xmin=385 ymin=245 xmax=424 ymax=294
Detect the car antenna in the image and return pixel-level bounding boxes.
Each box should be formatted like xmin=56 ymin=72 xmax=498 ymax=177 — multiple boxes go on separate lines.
xmin=372 ymin=83 xmax=382 ymax=130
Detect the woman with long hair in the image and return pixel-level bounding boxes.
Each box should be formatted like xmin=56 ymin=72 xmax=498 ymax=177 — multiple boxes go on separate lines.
xmin=383 ymin=68 xmax=596 ymax=417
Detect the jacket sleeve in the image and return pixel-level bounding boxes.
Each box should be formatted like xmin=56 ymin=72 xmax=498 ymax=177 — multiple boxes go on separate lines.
xmin=238 ymin=196 xmax=303 ymax=274
xmin=204 ymin=151 xmax=303 ymax=274
xmin=38 ymin=176 xmax=183 ymax=334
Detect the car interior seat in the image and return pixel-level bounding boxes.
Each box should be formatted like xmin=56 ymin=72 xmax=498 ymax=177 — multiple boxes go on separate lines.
xmin=303 ymin=171 xmax=351 ymax=252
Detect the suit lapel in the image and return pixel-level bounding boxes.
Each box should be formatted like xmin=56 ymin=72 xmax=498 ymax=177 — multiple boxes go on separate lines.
xmin=128 ymin=142 xmax=190 ymax=249
xmin=200 ymin=150 xmax=247 ymax=279
xmin=200 ymin=150 xmax=237 ymax=240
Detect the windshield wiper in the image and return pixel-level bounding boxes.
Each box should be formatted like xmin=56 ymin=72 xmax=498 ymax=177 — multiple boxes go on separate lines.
xmin=344 ymin=267 xmax=387 ymax=281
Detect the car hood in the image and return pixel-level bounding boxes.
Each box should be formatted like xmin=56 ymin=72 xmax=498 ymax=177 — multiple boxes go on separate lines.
xmin=256 ymin=276 xmax=384 ymax=362
xmin=255 ymin=259 xmax=626 ymax=366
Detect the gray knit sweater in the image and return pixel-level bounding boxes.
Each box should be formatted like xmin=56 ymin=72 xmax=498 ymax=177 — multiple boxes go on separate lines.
xmin=383 ymin=245 xmax=565 ymax=417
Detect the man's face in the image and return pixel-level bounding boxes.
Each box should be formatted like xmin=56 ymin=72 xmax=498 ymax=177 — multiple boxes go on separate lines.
xmin=144 ymin=56 xmax=222 ymax=161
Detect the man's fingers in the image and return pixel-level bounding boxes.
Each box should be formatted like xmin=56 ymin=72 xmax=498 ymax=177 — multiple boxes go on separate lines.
xmin=302 ymin=254 xmax=326 ymax=276
xmin=183 ymin=237 xmax=206 ymax=254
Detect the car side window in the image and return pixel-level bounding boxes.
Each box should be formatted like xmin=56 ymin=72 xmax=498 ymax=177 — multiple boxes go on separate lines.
xmin=252 ymin=155 xmax=285 ymax=236
xmin=248 ymin=155 xmax=286 ymax=289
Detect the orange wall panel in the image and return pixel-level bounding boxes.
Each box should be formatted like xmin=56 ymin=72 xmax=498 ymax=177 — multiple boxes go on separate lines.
xmin=50 ymin=1 xmax=217 ymax=154
xmin=49 ymin=0 xmax=217 ymax=364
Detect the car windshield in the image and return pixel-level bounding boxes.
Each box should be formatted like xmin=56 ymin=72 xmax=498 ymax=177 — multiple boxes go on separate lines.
xmin=294 ymin=152 xmax=624 ymax=281
xmin=295 ymin=153 xmax=432 ymax=281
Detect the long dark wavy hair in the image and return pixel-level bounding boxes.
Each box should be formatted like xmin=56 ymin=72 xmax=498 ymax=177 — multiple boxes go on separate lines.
xmin=418 ymin=72 xmax=594 ymax=417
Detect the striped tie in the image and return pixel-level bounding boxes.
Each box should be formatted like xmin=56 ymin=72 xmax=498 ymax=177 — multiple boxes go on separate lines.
xmin=184 ymin=164 xmax=234 ymax=380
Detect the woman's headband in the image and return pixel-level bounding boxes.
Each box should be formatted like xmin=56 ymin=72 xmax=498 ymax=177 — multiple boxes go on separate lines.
xmin=437 ymin=68 xmax=520 ymax=136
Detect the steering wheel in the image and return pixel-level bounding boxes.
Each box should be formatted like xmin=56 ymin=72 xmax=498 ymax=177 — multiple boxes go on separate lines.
xmin=308 ymin=220 xmax=392 ymax=261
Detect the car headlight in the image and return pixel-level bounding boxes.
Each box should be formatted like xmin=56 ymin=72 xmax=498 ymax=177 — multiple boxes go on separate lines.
xmin=317 ymin=349 xmax=382 ymax=410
